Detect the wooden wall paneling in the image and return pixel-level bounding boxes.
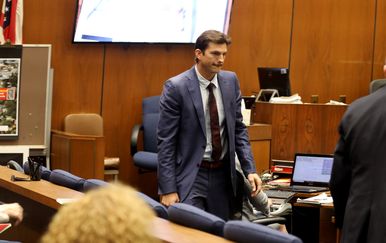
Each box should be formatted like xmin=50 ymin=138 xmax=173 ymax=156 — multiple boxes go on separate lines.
xmin=247 ymin=124 xmax=272 ymax=173
xmin=23 ymin=0 xmax=105 ymax=130
xmin=102 ymin=44 xmax=193 ymax=189
xmin=294 ymin=105 xmax=323 ymax=154
xmin=290 ymin=0 xmax=377 ymax=104
xmin=270 ymin=104 xmax=297 ymax=160
xmin=253 ymin=103 xmax=346 ymax=161
xmin=373 ymin=0 xmax=386 ymax=80
xmin=226 ymin=0 xmax=293 ymax=96
xmin=321 ymin=105 xmax=347 ymax=154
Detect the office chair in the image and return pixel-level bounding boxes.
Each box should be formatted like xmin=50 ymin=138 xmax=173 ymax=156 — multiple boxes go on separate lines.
xmin=51 ymin=113 xmax=120 ymax=181
xmin=236 ymin=158 xmax=287 ymax=226
xmin=7 ymin=160 xmax=24 ymax=172
xmin=167 ymin=203 xmax=226 ymax=236
xmin=137 ymin=191 xmax=168 ymax=219
xmin=131 ymin=95 xmax=160 ymax=173
xmin=224 ymin=220 xmax=303 ymax=243
xmin=369 ymin=79 xmax=386 ymax=93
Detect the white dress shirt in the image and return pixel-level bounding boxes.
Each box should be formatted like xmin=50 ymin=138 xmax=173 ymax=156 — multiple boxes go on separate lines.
xmin=195 ymin=66 xmax=228 ymax=161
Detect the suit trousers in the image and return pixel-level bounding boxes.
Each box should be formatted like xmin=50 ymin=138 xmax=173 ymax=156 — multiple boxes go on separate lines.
xmin=182 ymin=164 xmax=234 ymax=220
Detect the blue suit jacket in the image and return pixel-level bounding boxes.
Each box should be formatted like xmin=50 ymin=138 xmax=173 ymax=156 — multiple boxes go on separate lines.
xmin=157 ymin=67 xmax=256 ymax=201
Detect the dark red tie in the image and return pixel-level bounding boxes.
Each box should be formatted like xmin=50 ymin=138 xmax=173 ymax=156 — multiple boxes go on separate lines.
xmin=207 ymin=83 xmax=222 ymax=161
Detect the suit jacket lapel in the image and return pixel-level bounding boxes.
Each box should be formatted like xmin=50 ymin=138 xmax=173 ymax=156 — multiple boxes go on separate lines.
xmin=218 ymin=73 xmax=232 ymax=124
xmin=186 ymin=68 xmax=206 ymax=136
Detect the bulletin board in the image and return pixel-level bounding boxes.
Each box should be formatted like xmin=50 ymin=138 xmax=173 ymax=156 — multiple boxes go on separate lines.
xmin=0 ymin=45 xmax=52 ymax=147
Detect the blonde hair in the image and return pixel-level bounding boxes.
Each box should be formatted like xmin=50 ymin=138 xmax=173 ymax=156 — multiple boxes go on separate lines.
xmin=41 ymin=183 xmax=159 ymax=243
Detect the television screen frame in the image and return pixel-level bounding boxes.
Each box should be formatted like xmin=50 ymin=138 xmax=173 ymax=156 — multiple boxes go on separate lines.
xmin=72 ymin=0 xmax=234 ymax=44
xmin=257 ymin=67 xmax=291 ymax=97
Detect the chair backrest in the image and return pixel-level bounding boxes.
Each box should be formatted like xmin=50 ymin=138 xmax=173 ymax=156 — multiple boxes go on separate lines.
xmin=49 ymin=169 xmax=86 ymax=191
xmin=369 ymin=79 xmax=386 ymax=93
xmin=142 ymin=96 xmax=160 ymax=153
xmin=23 ymin=162 xmax=52 ymax=181
xmin=137 ymin=192 xmax=168 ymax=219
xmin=64 ymin=113 xmax=104 ymax=136
xmin=83 ymin=179 xmax=110 ymax=192
xmin=7 ymin=160 xmax=24 ymax=172
xmin=168 ymin=203 xmax=226 ymax=236
xmin=224 ymin=220 xmax=303 ymax=243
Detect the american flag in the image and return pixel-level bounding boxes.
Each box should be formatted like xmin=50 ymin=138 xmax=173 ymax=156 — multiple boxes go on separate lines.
xmin=0 ymin=0 xmax=23 ymax=44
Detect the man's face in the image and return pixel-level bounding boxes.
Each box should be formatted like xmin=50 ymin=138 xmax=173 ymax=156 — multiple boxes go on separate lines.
xmin=195 ymin=42 xmax=228 ymax=80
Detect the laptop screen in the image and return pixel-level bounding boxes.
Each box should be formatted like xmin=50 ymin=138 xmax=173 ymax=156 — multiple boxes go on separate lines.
xmin=291 ymin=153 xmax=334 ymax=187
xmin=257 ymin=67 xmax=291 ymax=96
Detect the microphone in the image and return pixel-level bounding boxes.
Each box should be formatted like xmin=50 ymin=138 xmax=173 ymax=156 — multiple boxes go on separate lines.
xmin=11 ymin=175 xmax=30 ymax=182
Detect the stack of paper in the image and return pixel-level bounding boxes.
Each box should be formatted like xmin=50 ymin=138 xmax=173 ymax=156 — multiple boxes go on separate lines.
xmin=296 ymin=192 xmax=333 ymax=205
xmin=270 ymin=94 xmax=302 ymax=104
xmin=326 ymin=100 xmax=347 ymax=105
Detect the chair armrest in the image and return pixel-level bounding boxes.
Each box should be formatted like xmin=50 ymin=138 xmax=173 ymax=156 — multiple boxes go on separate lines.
xmin=252 ymin=216 xmax=287 ymax=225
xmin=130 ymin=124 xmax=143 ymax=156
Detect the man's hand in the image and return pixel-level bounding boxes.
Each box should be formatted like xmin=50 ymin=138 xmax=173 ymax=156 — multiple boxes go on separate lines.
xmin=160 ymin=192 xmax=180 ymax=207
xmin=0 ymin=203 xmax=23 ymax=225
xmin=247 ymin=173 xmax=262 ymax=197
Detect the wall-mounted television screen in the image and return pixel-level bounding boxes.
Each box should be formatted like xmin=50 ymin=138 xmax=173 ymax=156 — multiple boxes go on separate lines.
xmin=72 ymin=0 xmax=233 ymax=44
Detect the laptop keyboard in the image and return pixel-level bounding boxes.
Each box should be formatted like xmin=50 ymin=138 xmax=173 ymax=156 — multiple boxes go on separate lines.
xmin=291 ymin=185 xmax=329 ymax=192
xmin=264 ymin=189 xmax=296 ymax=200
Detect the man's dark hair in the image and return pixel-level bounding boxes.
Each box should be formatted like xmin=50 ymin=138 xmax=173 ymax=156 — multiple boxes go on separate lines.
xmin=195 ymin=30 xmax=231 ymax=53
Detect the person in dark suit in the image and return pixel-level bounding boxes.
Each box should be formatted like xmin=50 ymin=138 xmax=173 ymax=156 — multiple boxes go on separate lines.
xmin=330 ymin=84 xmax=386 ymax=243
xmin=157 ymin=30 xmax=261 ymax=220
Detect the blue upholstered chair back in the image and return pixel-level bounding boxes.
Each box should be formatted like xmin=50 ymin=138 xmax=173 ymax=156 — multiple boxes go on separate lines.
xmin=142 ymin=95 xmax=160 ymax=153
xmin=137 ymin=192 xmax=168 ymax=219
xmin=23 ymin=162 xmax=52 ymax=181
xmin=168 ymin=203 xmax=226 ymax=236
xmin=49 ymin=169 xmax=86 ymax=191
xmin=83 ymin=179 xmax=109 ymax=192
xmin=224 ymin=220 xmax=303 ymax=243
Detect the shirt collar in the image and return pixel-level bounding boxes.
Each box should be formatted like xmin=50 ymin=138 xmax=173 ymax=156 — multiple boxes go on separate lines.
xmin=195 ymin=65 xmax=219 ymax=88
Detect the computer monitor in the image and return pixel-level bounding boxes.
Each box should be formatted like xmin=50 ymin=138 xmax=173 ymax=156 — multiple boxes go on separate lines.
xmin=257 ymin=67 xmax=291 ymax=97
xmin=242 ymin=96 xmax=256 ymax=109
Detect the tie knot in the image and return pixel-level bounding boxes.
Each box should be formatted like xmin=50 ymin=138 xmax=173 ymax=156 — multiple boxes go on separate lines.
xmin=207 ymin=83 xmax=215 ymax=92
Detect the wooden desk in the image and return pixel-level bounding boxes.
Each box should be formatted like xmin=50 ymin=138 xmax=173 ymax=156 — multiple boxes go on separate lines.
xmin=252 ymin=102 xmax=347 ymax=161
xmin=0 ymin=166 xmax=232 ymax=243
xmin=247 ymin=123 xmax=272 ymax=173
xmin=292 ymin=200 xmax=337 ymax=243
xmin=0 ymin=166 xmax=83 ymax=242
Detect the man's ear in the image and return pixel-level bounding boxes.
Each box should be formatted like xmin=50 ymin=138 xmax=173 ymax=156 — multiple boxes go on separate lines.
xmin=195 ymin=49 xmax=203 ymax=61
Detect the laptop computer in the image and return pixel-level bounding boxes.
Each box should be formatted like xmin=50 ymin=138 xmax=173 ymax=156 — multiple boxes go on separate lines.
xmin=288 ymin=153 xmax=334 ymax=193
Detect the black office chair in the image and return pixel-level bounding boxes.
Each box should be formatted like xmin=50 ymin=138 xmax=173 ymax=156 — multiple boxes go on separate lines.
xmin=131 ymin=95 xmax=160 ymax=173
xmin=235 ymin=160 xmax=288 ymax=226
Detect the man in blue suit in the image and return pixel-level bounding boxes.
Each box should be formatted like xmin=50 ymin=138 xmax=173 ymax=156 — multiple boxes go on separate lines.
xmin=157 ymin=30 xmax=261 ymax=220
